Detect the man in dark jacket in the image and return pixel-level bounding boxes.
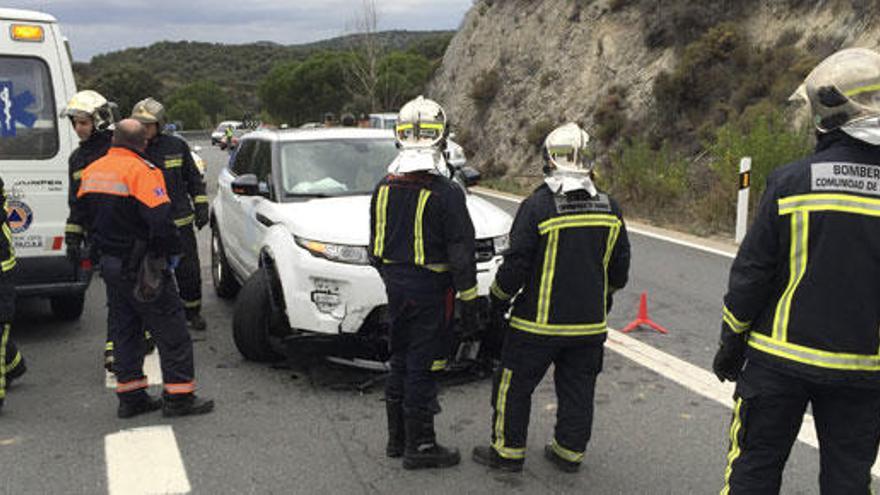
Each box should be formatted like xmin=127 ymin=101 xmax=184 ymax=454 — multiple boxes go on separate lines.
xmin=714 ymin=48 xmax=880 ymax=494
xmin=132 ymin=98 xmax=209 ymax=331
xmin=370 ymin=96 xmax=478 ymax=470
xmin=0 ymin=176 xmax=26 ymax=411
xmin=472 ymin=123 xmax=630 ymax=473
xmin=76 ymin=119 xmax=213 ymax=419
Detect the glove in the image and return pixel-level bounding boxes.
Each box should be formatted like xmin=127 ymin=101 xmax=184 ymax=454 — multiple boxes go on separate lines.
xmin=459 ymin=299 xmax=480 ymax=340
xmin=65 ymin=232 xmax=83 ymax=264
xmin=167 ymin=254 xmax=182 ymax=272
xmin=488 ymin=292 xmax=510 ymax=323
xmin=195 ymin=204 xmax=209 ymax=230
xmin=712 ymin=336 xmax=747 ymax=382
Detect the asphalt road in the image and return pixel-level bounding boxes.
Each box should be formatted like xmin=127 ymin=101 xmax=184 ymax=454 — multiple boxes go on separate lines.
xmin=0 ymin=139 xmax=849 ymax=494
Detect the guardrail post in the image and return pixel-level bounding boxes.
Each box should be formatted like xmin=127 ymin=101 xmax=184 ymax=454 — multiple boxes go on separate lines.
xmin=735 ymin=157 xmax=751 ymax=244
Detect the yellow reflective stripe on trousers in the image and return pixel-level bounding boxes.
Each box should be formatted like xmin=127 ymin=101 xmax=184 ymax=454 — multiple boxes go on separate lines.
xmin=492 ymin=368 xmax=525 ymax=459
xmin=778 ymin=193 xmax=880 ymax=217
xmin=722 ymin=305 xmax=751 ymax=334
xmin=772 ymin=210 xmax=808 ymax=342
xmin=65 ymin=223 xmax=84 ymax=234
xmin=413 ymin=189 xmax=431 ymax=265
xmin=1 ymin=223 xmax=15 ymax=272
xmin=193 ymin=195 xmax=209 ymax=204
xmin=720 ymin=398 xmax=744 ymax=495
xmin=536 ymin=230 xmax=560 ymax=324
xmin=0 ymin=323 xmax=8 ymax=399
xmin=430 ymin=359 xmax=447 ymax=372
xmin=537 ymin=213 xmax=621 ymax=235
xmin=174 ymin=214 xmax=195 ymax=227
xmin=373 ymin=185 xmax=390 ymax=257
xmin=459 ymin=285 xmax=478 ymax=302
xmin=490 ymin=281 xmax=511 ymax=301
xmin=7 ymin=351 xmax=21 ymax=371
xmin=509 ymin=317 xmax=607 ymax=336
xmin=748 ymin=332 xmax=880 ymax=371
xmin=551 ymin=438 xmax=584 ymax=463
xmin=183 ymin=299 xmax=201 ymax=309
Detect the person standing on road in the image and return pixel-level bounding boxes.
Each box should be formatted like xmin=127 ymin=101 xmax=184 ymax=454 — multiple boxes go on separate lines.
xmin=131 ymin=98 xmax=209 ymax=331
xmin=0 ymin=176 xmax=26 ymax=411
xmin=76 ymin=119 xmax=214 ymax=419
xmin=370 ymin=96 xmax=478 ymax=470
xmin=714 ymin=48 xmax=880 ymax=494
xmin=60 ymin=90 xmax=121 ymax=372
xmin=472 ymin=123 xmax=630 ymax=473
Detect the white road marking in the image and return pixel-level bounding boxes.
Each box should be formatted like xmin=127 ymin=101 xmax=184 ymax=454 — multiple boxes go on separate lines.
xmin=105 ymin=352 xmax=163 ymax=389
xmin=105 ymin=425 xmax=191 ymax=495
xmin=473 ymin=187 xmax=737 ymax=259
xmin=477 ymin=187 xmax=880 ymax=474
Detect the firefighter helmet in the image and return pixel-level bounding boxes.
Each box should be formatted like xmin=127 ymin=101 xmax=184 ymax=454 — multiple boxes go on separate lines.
xmin=131 ymin=97 xmax=167 ymax=128
xmin=60 ymin=90 xmax=116 ymax=131
xmin=395 ymin=96 xmax=447 ymax=150
xmin=543 ymin=123 xmax=593 ymax=174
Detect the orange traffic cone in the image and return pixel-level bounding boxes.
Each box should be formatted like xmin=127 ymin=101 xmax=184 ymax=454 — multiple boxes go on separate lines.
xmin=621 ymin=292 xmax=668 ymax=334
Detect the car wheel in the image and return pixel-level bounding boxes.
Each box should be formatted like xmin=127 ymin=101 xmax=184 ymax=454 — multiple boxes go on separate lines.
xmin=233 ymin=268 xmax=282 ymax=362
xmin=50 ymin=293 xmax=85 ymax=321
xmin=212 ymin=227 xmax=240 ymax=298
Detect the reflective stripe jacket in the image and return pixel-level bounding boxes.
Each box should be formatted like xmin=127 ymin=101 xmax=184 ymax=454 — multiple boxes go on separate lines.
xmin=369 ymin=172 xmax=477 ymax=297
xmin=492 ymin=185 xmax=630 ymax=339
xmin=76 ymin=146 xmax=180 ymax=258
xmin=66 ymin=130 xmax=112 ymax=236
xmin=722 ymin=131 xmax=880 ymax=385
xmin=0 ymin=177 xmax=15 ymax=273
xmin=143 ymin=134 xmax=207 ymax=228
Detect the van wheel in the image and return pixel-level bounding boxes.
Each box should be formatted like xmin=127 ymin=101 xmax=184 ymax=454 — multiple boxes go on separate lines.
xmin=50 ymin=294 xmax=85 ymax=321
xmin=212 ymin=227 xmax=240 ymax=298
xmin=233 ymin=268 xmax=282 ymax=362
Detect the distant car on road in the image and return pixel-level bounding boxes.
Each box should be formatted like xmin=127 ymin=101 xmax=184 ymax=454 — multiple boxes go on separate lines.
xmin=368 ymin=113 xmax=398 ymax=130
xmin=210 ymin=127 xmax=512 ymax=367
xmin=211 ymin=120 xmax=243 ymax=145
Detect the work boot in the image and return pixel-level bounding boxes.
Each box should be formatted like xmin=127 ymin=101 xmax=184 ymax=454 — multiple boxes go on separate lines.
xmin=472 ymin=445 xmax=523 ymax=473
xmin=385 ymin=399 xmax=405 ymax=458
xmin=118 ymin=393 xmax=163 ymax=419
xmin=402 ymin=416 xmax=460 ymax=470
xmin=186 ymin=311 xmax=207 ymax=331
xmin=5 ymin=360 xmax=26 ymax=385
xmin=163 ymin=394 xmax=215 ymax=417
xmin=544 ymin=444 xmax=581 ymax=473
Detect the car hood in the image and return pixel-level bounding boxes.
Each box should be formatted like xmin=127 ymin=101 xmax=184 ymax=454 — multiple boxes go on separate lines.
xmin=277 ymin=192 xmax=513 ymax=245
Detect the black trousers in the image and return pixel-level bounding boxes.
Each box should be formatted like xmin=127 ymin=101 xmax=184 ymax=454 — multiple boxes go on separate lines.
xmin=723 ymin=361 xmax=880 ymax=495
xmin=176 ymin=225 xmax=202 ymax=316
xmin=490 ymin=329 xmax=603 ymax=462
xmin=0 ymin=271 xmax=22 ymax=401
xmin=101 ymin=255 xmax=195 ymax=402
xmin=382 ymin=266 xmax=454 ymax=419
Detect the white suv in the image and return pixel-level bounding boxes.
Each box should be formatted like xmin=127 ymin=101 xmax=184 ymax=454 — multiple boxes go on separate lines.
xmin=210 ymin=127 xmax=512 ymax=365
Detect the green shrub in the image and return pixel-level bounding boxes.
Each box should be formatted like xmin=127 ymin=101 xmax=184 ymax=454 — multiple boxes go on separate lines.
xmin=526 ymin=119 xmax=555 ymax=152
xmin=593 ymin=85 xmax=628 ymax=145
xmin=468 ymin=69 xmax=501 ymax=110
xmin=609 ymin=139 xmax=688 ymax=214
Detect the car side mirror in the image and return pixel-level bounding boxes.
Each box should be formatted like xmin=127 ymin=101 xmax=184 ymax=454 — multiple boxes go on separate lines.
xmin=232 ymin=174 xmax=266 ymax=197
xmin=461 ymin=166 xmax=481 ymax=187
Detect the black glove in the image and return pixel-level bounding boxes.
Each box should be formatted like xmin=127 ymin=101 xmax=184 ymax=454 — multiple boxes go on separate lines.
xmin=713 ymin=336 xmax=747 ymax=382
xmin=194 ymin=203 xmax=209 ymax=230
xmin=459 ymin=299 xmax=480 ymax=340
xmin=65 ymin=232 xmax=83 ymax=264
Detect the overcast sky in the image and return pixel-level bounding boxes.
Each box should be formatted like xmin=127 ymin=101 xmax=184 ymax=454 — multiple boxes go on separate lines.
xmin=5 ymin=0 xmax=472 ymax=61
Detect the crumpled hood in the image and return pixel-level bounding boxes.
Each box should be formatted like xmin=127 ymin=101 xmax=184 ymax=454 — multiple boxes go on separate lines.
xmin=276 ymin=192 xmax=512 ymax=245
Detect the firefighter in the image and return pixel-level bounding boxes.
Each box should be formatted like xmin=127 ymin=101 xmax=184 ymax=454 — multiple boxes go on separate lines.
xmin=472 ymin=123 xmax=630 ymax=473
xmin=370 ymin=96 xmax=478 ymax=470
xmin=0 ymin=176 xmax=26 ymax=411
xmin=131 ymin=98 xmax=209 ymax=331
xmin=715 ymin=48 xmax=880 ymax=494
xmin=60 ymin=90 xmax=121 ymax=372
xmin=76 ymin=119 xmax=213 ymax=418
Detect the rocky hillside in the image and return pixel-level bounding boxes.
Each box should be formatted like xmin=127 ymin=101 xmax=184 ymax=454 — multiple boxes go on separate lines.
xmin=430 ymin=0 xmax=880 ymax=187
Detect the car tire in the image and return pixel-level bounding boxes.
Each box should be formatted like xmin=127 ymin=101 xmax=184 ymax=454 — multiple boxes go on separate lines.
xmin=233 ymin=268 xmax=282 ymax=362
xmin=212 ymin=227 xmax=240 ymax=299
xmin=50 ymin=293 xmax=85 ymax=321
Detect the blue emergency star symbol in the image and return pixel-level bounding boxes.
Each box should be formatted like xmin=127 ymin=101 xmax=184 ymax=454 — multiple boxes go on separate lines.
xmin=0 ymin=82 xmax=38 ymax=138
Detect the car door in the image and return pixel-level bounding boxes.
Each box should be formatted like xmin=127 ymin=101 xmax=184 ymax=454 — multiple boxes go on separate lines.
xmin=238 ymin=139 xmax=273 ymax=274
xmin=218 ymin=138 xmax=256 ymax=273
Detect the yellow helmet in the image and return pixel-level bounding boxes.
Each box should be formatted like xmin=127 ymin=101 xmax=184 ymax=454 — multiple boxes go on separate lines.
xmin=131 ymin=97 xmax=166 ymax=128
xmin=61 ymin=90 xmax=116 ymax=130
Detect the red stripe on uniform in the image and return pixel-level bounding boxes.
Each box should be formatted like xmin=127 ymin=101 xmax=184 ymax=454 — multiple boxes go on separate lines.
xmin=164 ymin=381 xmax=195 ymax=395
xmin=116 ymin=378 xmax=148 ymax=393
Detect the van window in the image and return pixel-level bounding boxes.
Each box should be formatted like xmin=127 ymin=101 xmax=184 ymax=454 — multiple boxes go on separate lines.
xmin=0 ymin=56 xmax=58 ymax=159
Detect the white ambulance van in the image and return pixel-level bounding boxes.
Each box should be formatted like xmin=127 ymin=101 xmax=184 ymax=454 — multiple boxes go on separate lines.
xmin=0 ymin=8 xmax=91 ymax=320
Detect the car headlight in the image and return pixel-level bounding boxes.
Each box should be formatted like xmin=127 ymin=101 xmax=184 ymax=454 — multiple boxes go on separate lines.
xmin=493 ymin=233 xmax=510 ymax=255
xmin=295 ymin=236 xmax=370 ymax=265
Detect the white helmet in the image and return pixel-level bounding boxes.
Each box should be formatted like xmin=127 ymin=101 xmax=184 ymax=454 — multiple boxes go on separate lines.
xmin=395 ymin=96 xmax=447 ymax=150
xmin=543 ymin=122 xmax=593 ymax=174
xmin=791 ymin=47 xmax=880 ymax=143
xmin=61 ymin=90 xmax=116 ymax=130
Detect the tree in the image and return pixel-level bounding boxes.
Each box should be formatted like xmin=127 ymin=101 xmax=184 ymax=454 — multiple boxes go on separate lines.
xmin=376 ymin=52 xmax=432 ymax=110
xmin=91 ymin=64 xmax=163 ymax=116
xmin=167 ymin=99 xmax=207 ymax=130
xmin=347 ymin=0 xmax=381 ymax=112
xmin=258 ymin=53 xmax=355 ymax=125
xmin=168 ymin=81 xmax=228 ymax=124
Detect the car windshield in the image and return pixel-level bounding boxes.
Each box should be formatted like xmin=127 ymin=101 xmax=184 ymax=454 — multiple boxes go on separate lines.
xmin=280 ymin=138 xmax=398 ymax=197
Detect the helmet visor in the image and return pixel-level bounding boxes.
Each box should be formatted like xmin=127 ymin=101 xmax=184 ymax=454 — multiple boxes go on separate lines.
xmin=396 ymin=121 xmax=445 ymax=147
